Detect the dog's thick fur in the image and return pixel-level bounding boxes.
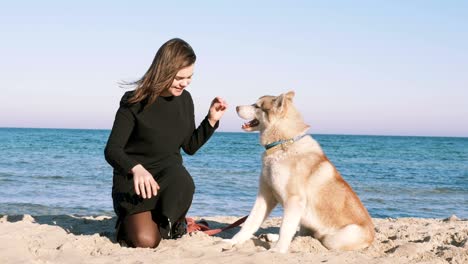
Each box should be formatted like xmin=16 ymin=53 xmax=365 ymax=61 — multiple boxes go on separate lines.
xmin=225 ymin=91 xmax=374 ymax=253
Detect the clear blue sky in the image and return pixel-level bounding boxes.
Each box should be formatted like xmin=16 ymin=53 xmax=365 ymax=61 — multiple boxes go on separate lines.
xmin=1 ymin=0 xmax=467 ymax=137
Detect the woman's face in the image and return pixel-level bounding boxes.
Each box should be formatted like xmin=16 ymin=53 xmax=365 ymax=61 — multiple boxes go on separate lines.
xmin=161 ymin=64 xmax=194 ymax=97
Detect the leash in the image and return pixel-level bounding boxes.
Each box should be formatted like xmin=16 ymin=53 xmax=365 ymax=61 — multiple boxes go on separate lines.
xmin=186 ymin=215 xmax=248 ymax=236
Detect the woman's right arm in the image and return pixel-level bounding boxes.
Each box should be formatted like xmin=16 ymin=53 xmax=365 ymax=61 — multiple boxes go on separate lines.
xmin=104 ymin=105 xmax=139 ymax=174
xmin=104 ymin=101 xmax=159 ymax=199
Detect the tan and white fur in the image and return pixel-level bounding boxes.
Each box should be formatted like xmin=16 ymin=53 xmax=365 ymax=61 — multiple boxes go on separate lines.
xmin=225 ymin=91 xmax=374 ymax=253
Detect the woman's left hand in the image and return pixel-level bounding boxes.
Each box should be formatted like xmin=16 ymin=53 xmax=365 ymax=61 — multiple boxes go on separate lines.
xmin=208 ymin=97 xmax=228 ymax=127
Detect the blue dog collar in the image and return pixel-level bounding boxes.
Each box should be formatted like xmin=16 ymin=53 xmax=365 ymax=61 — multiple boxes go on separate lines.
xmin=264 ymin=134 xmax=308 ymax=150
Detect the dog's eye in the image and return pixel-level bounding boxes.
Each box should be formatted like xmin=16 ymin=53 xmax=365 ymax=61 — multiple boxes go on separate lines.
xmin=253 ymin=104 xmax=260 ymax=109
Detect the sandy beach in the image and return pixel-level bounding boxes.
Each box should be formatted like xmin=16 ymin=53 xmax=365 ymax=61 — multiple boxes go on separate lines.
xmin=0 ymin=214 xmax=466 ymax=264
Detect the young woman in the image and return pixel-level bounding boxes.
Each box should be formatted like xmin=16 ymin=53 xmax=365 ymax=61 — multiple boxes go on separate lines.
xmin=104 ymin=38 xmax=227 ymax=248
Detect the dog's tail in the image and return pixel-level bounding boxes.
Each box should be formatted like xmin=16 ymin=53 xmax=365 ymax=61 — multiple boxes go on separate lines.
xmin=321 ymin=223 xmax=374 ymax=251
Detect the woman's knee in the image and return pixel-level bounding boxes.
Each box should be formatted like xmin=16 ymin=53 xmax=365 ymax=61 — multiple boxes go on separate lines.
xmin=180 ymin=168 xmax=195 ymax=194
xmin=183 ymin=172 xmax=195 ymax=194
xmin=130 ymin=231 xmax=161 ymax=248
xmin=164 ymin=166 xmax=195 ymax=194
xmin=122 ymin=211 xmax=162 ymax=248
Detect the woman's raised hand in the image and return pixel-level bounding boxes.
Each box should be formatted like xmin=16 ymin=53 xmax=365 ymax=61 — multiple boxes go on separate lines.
xmin=208 ymin=97 xmax=228 ymax=127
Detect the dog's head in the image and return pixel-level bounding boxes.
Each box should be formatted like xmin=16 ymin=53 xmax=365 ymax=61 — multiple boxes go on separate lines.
xmin=236 ymin=91 xmax=299 ymax=132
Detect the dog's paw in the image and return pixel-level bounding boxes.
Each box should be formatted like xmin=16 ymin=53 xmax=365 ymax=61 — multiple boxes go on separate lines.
xmin=218 ymin=239 xmax=237 ymax=251
xmin=220 ymin=238 xmax=236 ymax=245
xmin=269 ymin=244 xmax=289 ymax=254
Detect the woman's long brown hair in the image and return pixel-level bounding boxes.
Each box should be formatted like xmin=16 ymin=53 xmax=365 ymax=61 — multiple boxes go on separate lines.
xmin=124 ymin=38 xmax=196 ymax=106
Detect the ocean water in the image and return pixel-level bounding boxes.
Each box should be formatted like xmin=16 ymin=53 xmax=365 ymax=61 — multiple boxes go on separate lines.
xmin=0 ymin=128 xmax=466 ymax=219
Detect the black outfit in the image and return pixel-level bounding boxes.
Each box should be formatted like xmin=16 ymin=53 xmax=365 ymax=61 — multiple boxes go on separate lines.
xmin=104 ymin=90 xmax=218 ymax=239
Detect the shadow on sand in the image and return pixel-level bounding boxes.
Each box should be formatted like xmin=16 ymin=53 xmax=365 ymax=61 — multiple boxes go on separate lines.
xmin=1 ymin=214 xmax=280 ymax=245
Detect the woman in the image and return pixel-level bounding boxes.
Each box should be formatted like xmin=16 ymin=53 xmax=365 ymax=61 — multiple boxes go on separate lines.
xmin=104 ymin=38 xmax=227 ymax=248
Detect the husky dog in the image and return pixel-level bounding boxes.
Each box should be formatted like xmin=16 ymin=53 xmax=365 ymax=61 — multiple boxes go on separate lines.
xmin=225 ymin=91 xmax=374 ymax=253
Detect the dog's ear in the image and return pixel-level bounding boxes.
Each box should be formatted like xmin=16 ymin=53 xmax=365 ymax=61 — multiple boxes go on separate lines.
xmin=285 ymin=91 xmax=295 ymax=101
xmin=274 ymin=91 xmax=294 ymax=113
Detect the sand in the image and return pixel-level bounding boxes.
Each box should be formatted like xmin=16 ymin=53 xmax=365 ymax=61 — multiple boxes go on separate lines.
xmin=0 ymin=214 xmax=466 ymax=264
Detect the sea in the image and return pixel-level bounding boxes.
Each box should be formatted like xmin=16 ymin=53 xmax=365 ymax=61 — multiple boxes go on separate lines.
xmin=0 ymin=128 xmax=466 ymax=219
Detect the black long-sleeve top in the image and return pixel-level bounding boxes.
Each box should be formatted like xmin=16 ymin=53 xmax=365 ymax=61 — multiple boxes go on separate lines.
xmin=104 ymin=90 xmax=218 ymax=175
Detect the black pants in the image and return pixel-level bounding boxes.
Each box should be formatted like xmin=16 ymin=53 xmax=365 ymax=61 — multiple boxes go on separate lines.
xmin=112 ymin=164 xmax=195 ymax=239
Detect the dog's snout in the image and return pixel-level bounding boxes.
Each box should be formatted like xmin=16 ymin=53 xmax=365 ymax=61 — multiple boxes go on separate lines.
xmin=236 ymin=106 xmax=240 ymax=112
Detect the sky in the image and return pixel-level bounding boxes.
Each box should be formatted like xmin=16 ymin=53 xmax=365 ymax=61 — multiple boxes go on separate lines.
xmin=0 ymin=0 xmax=467 ymax=137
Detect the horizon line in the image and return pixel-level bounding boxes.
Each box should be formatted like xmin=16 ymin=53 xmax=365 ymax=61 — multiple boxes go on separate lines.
xmin=0 ymin=126 xmax=466 ymax=139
